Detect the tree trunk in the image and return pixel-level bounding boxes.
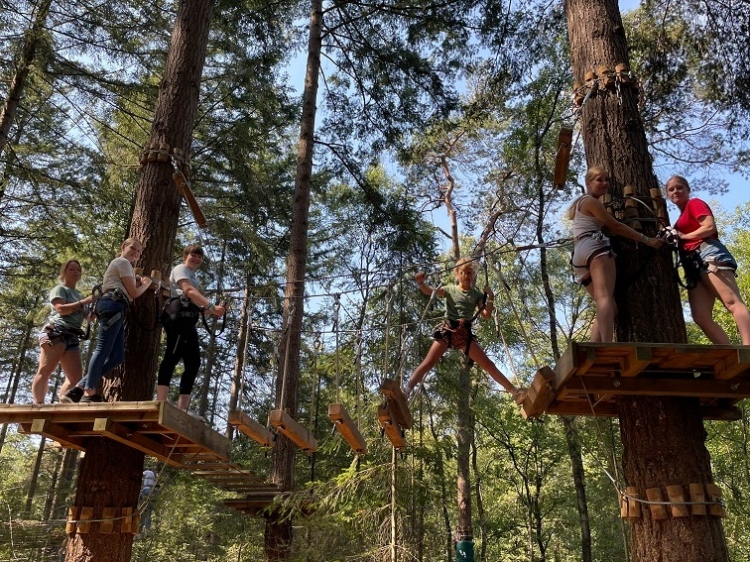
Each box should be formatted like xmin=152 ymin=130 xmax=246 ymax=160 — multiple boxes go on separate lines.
xmin=0 ymin=0 xmax=52 ymax=157
xmin=265 ymin=0 xmax=322 ymax=559
xmin=226 ymin=278 xmax=252 ymax=438
xmin=0 ymin=315 xmax=36 ymax=453
xmin=65 ymin=0 xmax=214 ymax=559
xmin=25 ymin=436 xmax=47 ymax=518
xmin=455 ymin=366 xmax=472 ymax=560
xmin=199 ymin=243 xmax=225 ymax=418
xmin=564 ymin=0 xmax=728 ymax=559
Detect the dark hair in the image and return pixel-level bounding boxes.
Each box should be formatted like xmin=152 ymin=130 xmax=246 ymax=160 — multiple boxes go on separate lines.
xmin=183 ymin=244 xmax=204 ymax=260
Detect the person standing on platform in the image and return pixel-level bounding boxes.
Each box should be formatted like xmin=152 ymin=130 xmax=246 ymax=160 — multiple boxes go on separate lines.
xmin=666 ymin=175 xmax=750 ymax=344
xmin=61 ymin=238 xmax=153 ymax=404
xmin=31 ymin=260 xmax=94 ymax=404
xmin=156 ymin=244 xmax=225 ymax=413
xmin=569 ymin=166 xmax=663 ymax=342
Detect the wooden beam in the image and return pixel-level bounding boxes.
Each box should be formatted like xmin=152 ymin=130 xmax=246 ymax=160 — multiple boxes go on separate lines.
xmin=621 ymin=345 xmax=652 ymax=377
xmin=566 ymin=376 xmax=750 ymax=399
xmin=379 ymin=378 xmax=412 ymax=429
xmin=553 ymin=127 xmax=573 ymax=189
xmin=545 ymin=400 xmax=618 ymax=417
xmin=714 ymin=347 xmax=750 ymax=380
xmin=158 ymin=401 xmax=230 ymax=460
xmin=377 ymin=402 xmax=406 ymax=450
xmin=269 ymin=410 xmax=317 ymax=452
xmin=227 ymin=410 xmax=275 ymax=448
xmin=553 ymin=343 xmax=582 ymax=396
xmin=92 ymin=418 xmax=185 ymax=467
xmin=328 ymin=403 xmax=367 ymax=455
xmin=23 ymin=419 xmax=86 ymax=451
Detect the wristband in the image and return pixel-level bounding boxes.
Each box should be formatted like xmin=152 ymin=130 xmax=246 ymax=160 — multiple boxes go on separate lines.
xmin=207 ymin=303 xmax=216 ymax=311
xmin=640 ymin=234 xmax=648 ymax=244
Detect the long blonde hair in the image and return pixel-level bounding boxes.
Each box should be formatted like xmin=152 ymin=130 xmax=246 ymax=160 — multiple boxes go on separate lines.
xmin=57 ymin=260 xmax=81 ymax=283
xmin=567 ymin=166 xmax=608 ymax=219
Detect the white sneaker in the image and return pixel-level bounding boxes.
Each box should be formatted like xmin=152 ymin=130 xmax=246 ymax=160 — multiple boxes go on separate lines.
xmin=401 ymin=384 xmax=412 ymax=400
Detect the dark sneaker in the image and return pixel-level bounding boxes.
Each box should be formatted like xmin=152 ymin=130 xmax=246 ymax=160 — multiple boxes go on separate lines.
xmin=60 ymin=386 xmax=84 ymax=404
xmin=80 ymin=394 xmax=103 ymax=403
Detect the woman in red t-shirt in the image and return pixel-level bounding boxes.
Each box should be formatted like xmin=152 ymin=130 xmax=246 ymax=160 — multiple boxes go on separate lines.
xmin=666 ymin=175 xmax=750 ymax=344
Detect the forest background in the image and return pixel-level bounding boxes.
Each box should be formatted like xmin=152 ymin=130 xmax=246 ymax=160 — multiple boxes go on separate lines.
xmin=1 ymin=0 xmax=750 ymax=560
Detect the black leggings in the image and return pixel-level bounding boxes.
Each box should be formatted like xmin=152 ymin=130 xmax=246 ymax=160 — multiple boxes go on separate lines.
xmin=157 ymin=325 xmax=201 ymax=394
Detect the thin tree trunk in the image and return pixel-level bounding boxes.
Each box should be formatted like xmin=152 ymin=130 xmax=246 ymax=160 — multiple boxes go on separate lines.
xmin=65 ymin=0 xmax=214 ymax=559
xmin=265 ymin=0 xmax=322 ymax=559
xmin=0 ymin=0 xmax=52 ymax=158
xmin=564 ymin=0 xmax=728 ymax=559
xmin=25 ymin=437 xmax=47 ymax=518
xmin=226 ymin=278 xmax=252 ymax=438
xmin=199 ymin=243 xmax=226 ymax=418
xmin=0 ymin=315 xmax=36 ymax=453
xmin=43 ymin=446 xmax=64 ymax=521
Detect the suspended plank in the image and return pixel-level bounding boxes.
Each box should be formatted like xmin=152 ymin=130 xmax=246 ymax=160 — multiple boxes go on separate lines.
xmin=379 ymin=378 xmax=413 ymax=429
xmin=377 ymin=402 xmax=406 ymax=450
xmin=328 ymin=403 xmax=367 ymax=455
xmin=269 ymin=409 xmax=317 ymax=452
xmin=228 ymin=409 xmax=275 ymax=448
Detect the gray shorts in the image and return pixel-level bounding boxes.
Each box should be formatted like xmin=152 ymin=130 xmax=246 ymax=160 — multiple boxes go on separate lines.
xmin=572 ymin=234 xmax=615 ymax=285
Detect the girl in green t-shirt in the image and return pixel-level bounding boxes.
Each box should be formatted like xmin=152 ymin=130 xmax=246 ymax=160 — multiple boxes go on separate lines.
xmin=403 ymin=257 xmax=525 ymax=403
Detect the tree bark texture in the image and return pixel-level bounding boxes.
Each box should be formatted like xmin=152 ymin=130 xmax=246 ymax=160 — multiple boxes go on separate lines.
xmin=265 ymin=0 xmax=323 ymax=559
xmin=66 ymin=0 xmax=214 ymax=560
xmin=456 ymin=365 xmax=472 ymax=544
xmin=564 ymin=0 xmax=728 ymax=559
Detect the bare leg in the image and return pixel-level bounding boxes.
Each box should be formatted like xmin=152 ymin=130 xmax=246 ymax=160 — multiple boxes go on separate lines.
xmin=588 ymin=255 xmax=617 ymax=343
xmin=58 ymin=350 xmax=83 ymax=400
xmin=177 ymin=394 xmax=190 ymax=411
xmin=688 ymin=279 xmax=730 ymax=344
xmin=705 ymin=270 xmax=750 ymax=345
xmin=31 ymin=343 xmax=65 ymax=404
xmin=466 ymin=341 xmax=517 ymax=394
xmin=156 ymin=385 xmax=169 ymax=401
xmin=405 ymin=340 xmax=449 ymax=390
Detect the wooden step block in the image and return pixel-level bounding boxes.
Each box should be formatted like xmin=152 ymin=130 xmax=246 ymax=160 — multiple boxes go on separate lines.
xmin=269 ymin=410 xmax=317 ymax=452
xmin=521 ymin=366 xmax=556 ymax=419
xmin=379 ymin=379 xmax=413 ymax=429
xmin=553 ymin=128 xmax=573 ymax=189
xmin=228 ymin=410 xmax=275 ymax=448
xmin=328 ymin=403 xmax=367 ymax=455
xmin=377 ymin=402 xmax=406 ymax=450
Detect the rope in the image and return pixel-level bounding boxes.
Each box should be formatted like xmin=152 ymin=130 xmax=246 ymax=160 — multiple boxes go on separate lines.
xmin=333 ymin=293 xmax=341 ymax=404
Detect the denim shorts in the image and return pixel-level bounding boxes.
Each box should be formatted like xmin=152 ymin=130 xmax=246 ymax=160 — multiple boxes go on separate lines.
xmin=699 ymin=239 xmax=737 ymax=274
xmin=39 ymin=325 xmax=81 ymax=352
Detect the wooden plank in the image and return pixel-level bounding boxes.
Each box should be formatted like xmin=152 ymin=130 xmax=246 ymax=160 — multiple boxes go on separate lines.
xmin=377 ymin=402 xmax=406 ymax=450
xmin=521 ymin=367 xmax=556 ymax=419
xmin=100 ymin=507 xmax=116 ymax=534
xmin=269 ymin=410 xmax=317 ymax=452
xmin=566 ymin=376 xmax=750 ymax=399
xmin=328 ymin=403 xmax=367 ymax=455
xmin=714 ymin=347 xmax=750 ymax=380
xmin=158 ymin=401 xmax=230 ymax=460
xmin=228 ymin=410 xmax=275 ymax=448
xmin=553 ymin=343 xmax=578 ymax=389
xmin=77 ymin=507 xmax=94 ymax=534
xmin=621 ymin=345 xmax=653 ymax=377
xmin=380 ymin=378 xmax=413 ymax=429
xmin=545 ymin=401 xmax=618 ymax=417
xmin=26 ymin=419 xmax=86 ymax=451
xmin=93 ymin=418 xmax=185 ymax=467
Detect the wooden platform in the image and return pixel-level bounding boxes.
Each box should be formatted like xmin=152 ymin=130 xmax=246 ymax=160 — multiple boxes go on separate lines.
xmin=521 ymin=343 xmax=750 ymax=420
xmin=0 ymin=401 xmax=233 ymax=466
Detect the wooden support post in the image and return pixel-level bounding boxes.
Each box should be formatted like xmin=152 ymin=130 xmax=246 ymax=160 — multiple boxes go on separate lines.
xmin=227 ymin=410 xmax=275 ymax=448
xmin=269 ymin=409 xmax=317 ymax=452
xmin=28 ymin=418 xmax=86 ymax=451
xmin=328 ymin=403 xmax=367 ymax=455
xmin=666 ymin=485 xmax=689 ymax=518
xmin=706 ymin=483 xmax=726 ymax=517
xmin=623 ymin=185 xmax=641 ymax=230
xmin=553 ymin=128 xmax=573 ymax=189
xmin=625 ymin=486 xmax=640 ymax=518
xmin=93 ymin=417 xmax=185 ymax=467
xmin=621 ymin=345 xmax=652 ymax=377
xmin=521 ymin=366 xmax=556 ymax=419
xmin=645 ymin=487 xmax=668 ymax=520
xmin=100 ymin=507 xmax=116 ymax=534
xmin=172 ymin=169 xmax=207 ymax=228
xmin=121 ymin=507 xmax=135 ymax=534
xmin=689 ymin=483 xmax=707 ymax=516
xmin=380 ymin=378 xmax=412 ymax=430
xmin=77 ymin=507 xmax=94 ymax=534
xmin=66 ymin=506 xmax=79 ymax=534
xmin=377 ymin=402 xmax=406 ymax=450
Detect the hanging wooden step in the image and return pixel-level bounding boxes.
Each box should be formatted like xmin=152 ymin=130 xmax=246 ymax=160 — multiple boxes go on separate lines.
xmin=269 ymin=409 xmax=317 ymax=452
xmin=379 ymin=378 xmax=412 ymax=429
xmin=228 ymin=409 xmax=275 ymax=448
xmin=328 ymin=403 xmax=367 ymax=455
xmin=377 ymin=402 xmax=406 ymax=450
xmin=521 ymin=342 xmax=750 ymax=420
xmin=553 ymin=127 xmax=573 ymax=189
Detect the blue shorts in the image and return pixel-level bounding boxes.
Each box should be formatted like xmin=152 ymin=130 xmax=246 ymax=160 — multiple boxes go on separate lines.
xmin=698 ymin=239 xmax=737 ymax=274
